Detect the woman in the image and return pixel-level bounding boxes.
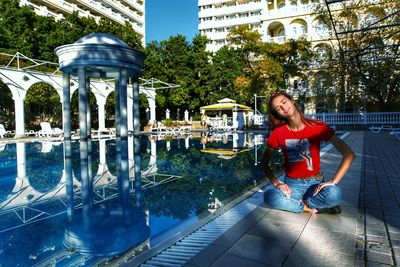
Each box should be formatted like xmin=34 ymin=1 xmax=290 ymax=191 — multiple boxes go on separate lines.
xmin=261 ymin=91 xmax=355 ymax=214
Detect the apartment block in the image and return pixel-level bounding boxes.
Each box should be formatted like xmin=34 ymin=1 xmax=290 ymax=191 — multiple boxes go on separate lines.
xmin=19 ymin=0 xmax=145 ymax=45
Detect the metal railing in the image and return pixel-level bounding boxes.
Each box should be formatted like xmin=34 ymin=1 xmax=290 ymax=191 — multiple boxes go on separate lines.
xmin=253 ymin=112 xmax=400 ymax=126
xmin=306 ymin=112 xmax=400 ymax=125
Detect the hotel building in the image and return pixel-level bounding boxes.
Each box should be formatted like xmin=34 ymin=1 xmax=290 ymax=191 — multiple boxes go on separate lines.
xmin=19 ymin=0 xmax=145 ymax=46
xmin=198 ymin=0 xmax=349 ymax=113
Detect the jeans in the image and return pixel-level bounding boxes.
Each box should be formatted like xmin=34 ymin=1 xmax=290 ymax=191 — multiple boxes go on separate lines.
xmin=263 ymin=175 xmax=342 ymax=213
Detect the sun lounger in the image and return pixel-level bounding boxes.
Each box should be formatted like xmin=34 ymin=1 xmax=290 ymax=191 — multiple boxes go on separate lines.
xmin=25 ymin=130 xmax=37 ymax=137
xmin=37 ymin=122 xmax=63 ymax=137
xmin=390 ymin=129 xmax=400 ymax=141
xmin=0 ymin=124 xmax=13 ymax=138
xmin=369 ymin=125 xmax=394 ymax=133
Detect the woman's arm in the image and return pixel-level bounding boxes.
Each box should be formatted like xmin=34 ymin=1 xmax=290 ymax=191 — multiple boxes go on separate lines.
xmin=261 ymin=146 xmax=291 ymax=197
xmin=313 ymin=134 xmax=356 ymax=195
xmin=328 ymin=134 xmax=356 ymax=184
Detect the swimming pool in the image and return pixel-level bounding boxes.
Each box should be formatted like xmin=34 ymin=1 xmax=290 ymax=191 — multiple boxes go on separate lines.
xmin=0 ymin=132 xmax=270 ymax=266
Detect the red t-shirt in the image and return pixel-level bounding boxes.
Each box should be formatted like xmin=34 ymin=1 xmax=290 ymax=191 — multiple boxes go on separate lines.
xmin=266 ymin=121 xmax=334 ymax=178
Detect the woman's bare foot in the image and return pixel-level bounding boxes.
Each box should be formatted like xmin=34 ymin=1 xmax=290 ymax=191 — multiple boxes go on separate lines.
xmin=301 ymin=200 xmax=317 ymax=213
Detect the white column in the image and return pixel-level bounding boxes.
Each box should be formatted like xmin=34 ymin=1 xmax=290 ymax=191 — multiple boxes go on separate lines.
xmin=148 ymin=97 xmax=156 ymax=123
xmin=97 ymin=98 xmax=106 ymax=131
xmin=62 ymin=73 xmax=72 ymax=139
xmin=232 ymin=110 xmax=239 ymax=129
xmin=127 ymin=95 xmax=133 ymax=132
xmin=13 ymin=96 xmax=25 ymax=138
xmin=184 ymin=110 xmax=189 ymax=122
xmin=274 ymin=0 xmax=277 ymax=9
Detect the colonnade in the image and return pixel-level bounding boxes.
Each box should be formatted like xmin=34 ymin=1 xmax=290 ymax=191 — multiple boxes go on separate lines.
xmin=0 ymin=67 xmax=156 ymax=138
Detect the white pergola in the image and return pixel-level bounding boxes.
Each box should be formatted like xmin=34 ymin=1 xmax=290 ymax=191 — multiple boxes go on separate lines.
xmin=0 ymin=52 xmax=179 ymax=137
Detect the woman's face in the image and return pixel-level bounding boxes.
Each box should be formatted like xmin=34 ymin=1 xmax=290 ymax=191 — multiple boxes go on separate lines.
xmin=271 ymin=95 xmax=296 ymax=117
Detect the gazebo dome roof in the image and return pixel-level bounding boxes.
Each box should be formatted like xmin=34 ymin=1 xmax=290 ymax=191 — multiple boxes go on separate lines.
xmin=55 ymin=33 xmax=144 ymax=78
xmin=75 ymin=33 xmax=130 ymax=48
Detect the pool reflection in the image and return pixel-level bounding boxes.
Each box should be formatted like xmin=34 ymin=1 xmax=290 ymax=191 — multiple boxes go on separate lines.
xmin=0 ymin=132 xmax=269 ymax=266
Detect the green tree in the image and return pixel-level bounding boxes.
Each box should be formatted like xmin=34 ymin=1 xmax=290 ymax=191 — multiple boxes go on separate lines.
xmin=227 ymin=25 xmax=314 ymax=104
xmin=187 ymin=34 xmax=213 ymax=110
xmin=313 ymin=0 xmax=400 ymax=111
xmin=25 ymin=83 xmax=62 ymax=128
xmin=207 ymin=46 xmax=245 ymax=104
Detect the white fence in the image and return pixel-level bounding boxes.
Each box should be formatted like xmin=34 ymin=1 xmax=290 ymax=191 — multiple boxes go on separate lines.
xmin=253 ymin=112 xmax=400 ymax=126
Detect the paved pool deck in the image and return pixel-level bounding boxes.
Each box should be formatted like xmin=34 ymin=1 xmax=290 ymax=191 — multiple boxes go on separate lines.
xmin=180 ymin=131 xmax=400 ymax=267
xmin=132 ymin=131 xmax=400 ymax=267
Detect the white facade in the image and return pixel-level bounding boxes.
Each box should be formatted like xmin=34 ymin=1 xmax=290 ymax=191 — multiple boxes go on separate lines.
xmin=198 ymin=0 xmax=337 ymax=52
xmin=19 ymin=0 xmax=145 ymax=46
xmin=198 ymin=0 xmax=346 ymax=114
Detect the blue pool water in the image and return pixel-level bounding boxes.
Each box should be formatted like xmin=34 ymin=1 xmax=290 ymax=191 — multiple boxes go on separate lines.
xmin=0 ymin=132 xmax=270 ymax=266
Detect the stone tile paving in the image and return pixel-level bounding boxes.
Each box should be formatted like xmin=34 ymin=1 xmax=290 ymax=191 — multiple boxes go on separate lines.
xmin=141 ymin=131 xmax=400 ymax=267
xmin=185 ymin=131 xmax=365 ymax=267
xmin=357 ymin=131 xmax=400 ymax=266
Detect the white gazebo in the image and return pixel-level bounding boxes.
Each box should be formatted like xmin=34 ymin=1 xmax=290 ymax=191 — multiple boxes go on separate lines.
xmin=55 ymin=33 xmax=144 ymax=208
xmin=200 ymin=98 xmax=253 ymax=130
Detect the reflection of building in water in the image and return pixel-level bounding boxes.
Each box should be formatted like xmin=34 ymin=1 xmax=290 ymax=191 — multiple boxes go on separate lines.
xmin=208 ymin=197 xmax=223 ymax=213
xmin=0 ymin=138 xmax=182 ymax=229
xmin=0 ymin=137 xmax=189 ymax=266
xmin=200 ymin=132 xmax=255 ymax=160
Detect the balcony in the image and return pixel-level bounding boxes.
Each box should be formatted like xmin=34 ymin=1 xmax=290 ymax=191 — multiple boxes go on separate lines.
xmin=199 ymin=15 xmax=262 ymax=30
xmin=199 ymin=3 xmax=263 ymax=17
xmin=199 ymin=0 xmax=236 ymax=6
xmin=120 ymin=0 xmax=144 ymax=13
xmin=264 ymin=35 xmax=287 ymax=44
xmin=207 ymin=31 xmax=228 ymax=40
xmin=263 ymin=5 xmax=311 ymax=20
xmin=102 ymin=0 xmax=144 ymax=24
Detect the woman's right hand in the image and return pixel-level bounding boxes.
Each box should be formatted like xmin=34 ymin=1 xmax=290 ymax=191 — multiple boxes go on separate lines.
xmin=276 ymin=183 xmax=291 ymax=198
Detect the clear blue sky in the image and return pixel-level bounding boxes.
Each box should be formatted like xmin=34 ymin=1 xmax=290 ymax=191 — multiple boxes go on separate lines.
xmin=145 ymin=0 xmax=198 ymax=44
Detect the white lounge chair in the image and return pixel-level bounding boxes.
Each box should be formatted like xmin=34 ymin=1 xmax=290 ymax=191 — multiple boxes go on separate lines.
xmin=40 ymin=141 xmax=53 ymax=153
xmin=37 ymin=122 xmax=63 ymax=137
xmin=0 ymin=124 xmax=13 ymax=138
xmin=369 ymin=125 xmax=393 ymax=133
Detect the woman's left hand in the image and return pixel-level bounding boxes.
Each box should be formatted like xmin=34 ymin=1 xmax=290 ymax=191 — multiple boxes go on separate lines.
xmin=313 ymin=181 xmax=336 ymax=196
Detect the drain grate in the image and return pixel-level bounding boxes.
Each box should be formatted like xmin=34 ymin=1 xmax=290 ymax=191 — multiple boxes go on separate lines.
xmin=140 ymin=191 xmax=264 ymax=267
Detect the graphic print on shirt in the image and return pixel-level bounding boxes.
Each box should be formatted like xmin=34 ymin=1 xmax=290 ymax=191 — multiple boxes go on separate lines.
xmin=285 ymin=138 xmax=313 ymax=171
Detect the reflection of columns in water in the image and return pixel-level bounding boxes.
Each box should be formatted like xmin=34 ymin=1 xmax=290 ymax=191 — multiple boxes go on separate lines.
xmin=78 ymin=67 xmax=91 ymax=209
xmin=132 ymin=79 xmax=142 ymax=208
xmin=16 ymin=142 xmax=26 ymax=179
xmin=116 ymin=69 xmax=130 ymax=207
xmin=96 ymin=139 xmax=108 ymax=176
xmin=233 ymin=132 xmax=238 ymax=148
xmin=86 ymin=76 xmax=94 ymax=196
xmin=64 ymin=140 xmax=74 ymax=220
xmin=149 ymin=139 xmax=157 ymax=166
xmin=166 ymin=141 xmax=171 ymax=151
xmin=185 ymin=136 xmax=190 ymax=149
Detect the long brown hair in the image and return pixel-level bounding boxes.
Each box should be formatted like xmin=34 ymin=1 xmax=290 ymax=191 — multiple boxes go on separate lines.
xmin=267 ymin=90 xmax=320 ymax=130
